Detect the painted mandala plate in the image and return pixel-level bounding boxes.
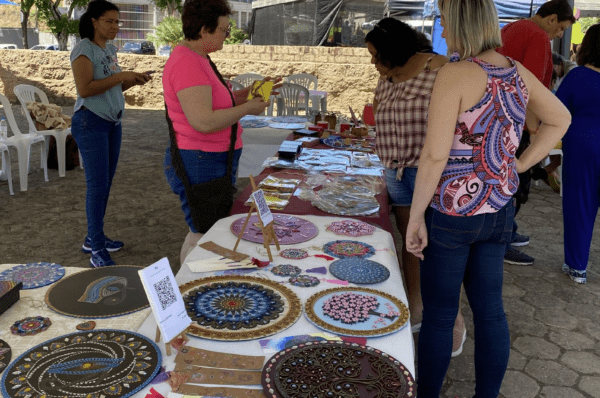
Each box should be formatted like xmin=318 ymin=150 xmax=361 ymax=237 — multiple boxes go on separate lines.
xmin=329 ymin=258 xmax=390 ymax=284
xmin=180 ymin=276 xmax=302 ymax=341
xmin=262 ymin=340 xmax=415 ymax=398
xmin=231 ymin=214 xmax=318 ymax=245
xmin=45 ymin=266 xmax=149 ymax=318
xmin=326 ymin=220 xmax=376 ymax=237
xmin=0 ymin=330 xmax=161 ymax=398
xmin=271 ymin=116 xmax=308 ymax=124
xmin=323 ymin=240 xmax=375 ymax=259
xmin=0 ymin=339 xmax=11 ymax=375
xmin=304 ymin=287 xmax=409 ymax=337
xmin=0 ymin=262 xmax=65 ymax=289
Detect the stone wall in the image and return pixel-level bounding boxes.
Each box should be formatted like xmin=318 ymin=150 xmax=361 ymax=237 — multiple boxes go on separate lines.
xmin=0 ymin=45 xmax=379 ymax=115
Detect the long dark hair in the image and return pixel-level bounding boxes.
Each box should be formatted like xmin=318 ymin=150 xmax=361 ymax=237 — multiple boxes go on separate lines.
xmin=577 ymin=24 xmax=600 ymax=68
xmin=79 ymin=0 xmax=120 ymax=40
xmin=365 ymin=18 xmax=420 ymax=69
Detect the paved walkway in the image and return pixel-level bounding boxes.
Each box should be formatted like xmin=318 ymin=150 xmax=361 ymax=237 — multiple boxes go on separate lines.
xmin=1 ymin=106 xmax=599 ymax=397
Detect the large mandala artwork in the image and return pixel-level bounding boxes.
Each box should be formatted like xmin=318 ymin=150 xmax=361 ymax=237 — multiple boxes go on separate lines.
xmin=329 ymin=258 xmax=390 ymax=284
xmin=0 ymin=339 xmax=11 ymax=374
xmin=304 ymin=287 xmax=409 ymax=337
xmin=326 ymin=220 xmax=376 ymax=237
xmin=323 ymin=240 xmax=376 ymax=259
xmin=181 ymin=276 xmax=302 ymax=341
xmin=231 ymin=215 xmax=319 ymax=245
xmin=45 ymin=266 xmax=149 ymax=318
xmin=0 ymin=330 xmax=161 ymax=398
xmin=0 ymin=262 xmax=65 ymax=289
xmin=262 ymin=341 xmax=415 ymax=398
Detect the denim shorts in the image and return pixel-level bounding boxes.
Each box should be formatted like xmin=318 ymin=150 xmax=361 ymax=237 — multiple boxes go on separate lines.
xmin=385 ymin=167 xmax=418 ymax=207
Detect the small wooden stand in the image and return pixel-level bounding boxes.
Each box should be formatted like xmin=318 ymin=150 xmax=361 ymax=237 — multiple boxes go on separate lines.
xmin=155 ymin=327 xmax=189 ymax=356
xmin=233 ymin=175 xmax=280 ymax=262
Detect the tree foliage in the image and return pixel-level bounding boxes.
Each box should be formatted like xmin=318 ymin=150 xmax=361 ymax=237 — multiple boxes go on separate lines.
xmin=146 ymin=16 xmax=183 ymax=48
xmin=151 ymin=0 xmax=182 ymax=17
xmin=225 ymin=19 xmax=248 ymax=45
xmin=36 ymin=0 xmax=91 ymax=50
xmin=579 ymin=17 xmax=600 ymax=34
xmin=147 ymin=17 xmax=249 ymax=48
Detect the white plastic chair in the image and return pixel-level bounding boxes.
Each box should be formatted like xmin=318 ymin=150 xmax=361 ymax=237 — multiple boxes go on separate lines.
xmin=285 ymin=73 xmax=318 ymax=91
xmin=0 ymin=94 xmax=48 ymax=192
xmin=232 ymin=73 xmax=264 ymax=88
xmin=226 ymin=80 xmax=244 ymax=91
xmin=276 ymin=83 xmax=310 ymax=116
xmin=14 ymin=84 xmax=82 ymax=177
xmin=0 ymin=142 xmax=14 ymax=195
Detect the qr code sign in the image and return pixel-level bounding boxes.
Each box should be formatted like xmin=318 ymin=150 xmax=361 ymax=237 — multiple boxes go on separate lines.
xmin=153 ymin=276 xmax=176 ymax=311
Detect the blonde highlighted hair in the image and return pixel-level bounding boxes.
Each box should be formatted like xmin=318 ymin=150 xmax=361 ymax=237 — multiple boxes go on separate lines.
xmin=438 ymin=0 xmax=503 ymax=60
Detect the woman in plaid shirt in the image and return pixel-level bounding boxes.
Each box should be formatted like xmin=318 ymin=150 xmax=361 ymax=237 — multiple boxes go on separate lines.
xmin=366 ymin=17 xmax=466 ymax=354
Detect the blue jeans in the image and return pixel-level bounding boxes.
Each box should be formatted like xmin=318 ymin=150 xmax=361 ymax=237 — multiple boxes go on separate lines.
xmin=163 ymin=145 xmax=242 ymax=233
xmin=71 ymin=109 xmax=122 ymax=251
xmin=417 ymin=203 xmax=514 ymax=398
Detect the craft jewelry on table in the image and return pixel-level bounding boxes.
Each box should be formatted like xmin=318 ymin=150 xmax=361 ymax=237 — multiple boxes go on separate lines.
xmin=174 ymin=346 xmax=264 ymax=370
xmin=329 ymin=258 xmax=391 ymax=284
xmin=304 ymin=287 xmax=409 ymax=337
xmin=76 ymin=320 xmax=96 ymax=331
xmin=180 ymin=276 xmax=302 ymax=341
xmin=0 ymin=262 xmax=65 ymax=289
xmin=169 ymin=366 xmax=263 ymax=386
xmin=323 ymin=240 xmax=376 ymax=259
xmin=261 ymin=340 xmax=415 ymax=398
xmin=271 ymin=264 xmax=302 ymax=276
xmin=326 ymin=219 xmax=376 ymax=237
xmin=288 ymin=274 xmax=320 ymax=287
xmin=231 ymin=214 xmax=319 ymax=245
xmin=0 ymin=330 xmax=161 ymax=398
xmin=10 ymin=316 xmax=52 ymax=336
xmin=45 ymin=265 xmax=150 ymax=318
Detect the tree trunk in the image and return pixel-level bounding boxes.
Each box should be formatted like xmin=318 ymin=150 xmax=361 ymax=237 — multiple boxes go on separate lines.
xmin=167 ymin=3 xmax=175 ymax=17
xmin=21 ymin=12 xmax=29 ymax=49
xmin=57 ymin=31 xmax=69 ymax=51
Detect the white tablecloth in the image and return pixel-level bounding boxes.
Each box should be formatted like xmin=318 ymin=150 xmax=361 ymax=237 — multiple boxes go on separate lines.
xmin=135 ymin=214 xmax=414 ymax=397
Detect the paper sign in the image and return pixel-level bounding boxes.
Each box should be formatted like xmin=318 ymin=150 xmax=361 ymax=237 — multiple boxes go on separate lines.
xmin=251 ymin=189 xmax=273 ymax=226
xmin=138 ymin=257 xmax=192 ymax=344
xmin=247 ymin=80 xmax=274 ymax=101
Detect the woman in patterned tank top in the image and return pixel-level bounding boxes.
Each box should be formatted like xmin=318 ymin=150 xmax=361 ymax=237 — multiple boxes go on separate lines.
xmin=405 ymin=0 xmax=571 ymax=396
xmin=366 ymin=18 xmax=467 ymax=349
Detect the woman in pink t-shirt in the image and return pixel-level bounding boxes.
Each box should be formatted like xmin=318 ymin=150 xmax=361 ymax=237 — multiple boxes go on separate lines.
xmin=162 ymin=0 xmax=270 ymax=263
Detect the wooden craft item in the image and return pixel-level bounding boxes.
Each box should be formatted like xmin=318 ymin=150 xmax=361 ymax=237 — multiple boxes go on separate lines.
xmin=344 ymin=137 xmax=353 ymax=146
xmin=155 ymin=328 xmax=188 ymax=356
xmin=174 ymin=346 xmax=265 ymax=370
xmin=175 ymin=384 xmax=266 ymax=397
xmin=233 ymin=175 xmax=280 ymax=262
xmin=351 ymin=126 xmax=368 ymax=136
xmin=320 ymin=130 xmax=330 ymax=139
xmin=199 ymin=241 xmax=249 ymax=262
xmin=170 ymin=367 xmax=262 ymax=385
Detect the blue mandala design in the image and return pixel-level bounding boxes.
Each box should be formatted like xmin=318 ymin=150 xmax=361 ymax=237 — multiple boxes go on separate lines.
xmin=184 ymin=282 xmax=285 ymax=330
xmin=329 ymin=258 xmax=390 ymax=284
xmin=0 ymin=262 xmax=65 ymax=289
xmin=271 ymin=116 xmax=308 ymax=123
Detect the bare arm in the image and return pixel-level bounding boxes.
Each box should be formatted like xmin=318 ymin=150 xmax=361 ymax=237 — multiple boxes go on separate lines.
xmin=72 ymin=55 xmax=149 ymax=98
xmin=516 ymin=61 xmax=571 ymax=172
xmin=177 ymin=85 xmax=268 ymax=133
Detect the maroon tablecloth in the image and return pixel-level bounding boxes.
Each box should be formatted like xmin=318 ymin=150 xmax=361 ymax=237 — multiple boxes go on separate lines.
xmin=230 ymin=164 xmax=393 ymax=234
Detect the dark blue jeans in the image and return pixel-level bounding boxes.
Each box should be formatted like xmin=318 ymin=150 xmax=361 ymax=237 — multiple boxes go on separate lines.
xmin=417 ymin=203 xmax=514 ymax=398
xmin=71 ymin=109 xmax=122 ymax=251
xmin=163 ymin=145 xmax=242 ymax=233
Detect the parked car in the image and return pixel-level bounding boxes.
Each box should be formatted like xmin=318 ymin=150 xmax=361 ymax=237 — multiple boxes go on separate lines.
xmin=29 ymin=44 xmax=59 ymax=51
xmin=118 ymin=41 xmax=156 ymax=55
xmin=0 ymin=44 xmax=18 ymax=50
xmin=158 ymin=45 xmax=171 ymax=57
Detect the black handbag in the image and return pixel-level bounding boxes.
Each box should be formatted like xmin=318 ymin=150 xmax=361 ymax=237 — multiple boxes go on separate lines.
xmin=165 ymin=57 xmax=239 ymax=234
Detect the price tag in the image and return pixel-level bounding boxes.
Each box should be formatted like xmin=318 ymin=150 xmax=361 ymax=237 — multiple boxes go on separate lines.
xmin=252 ymin=189 xmax=274 ymax=226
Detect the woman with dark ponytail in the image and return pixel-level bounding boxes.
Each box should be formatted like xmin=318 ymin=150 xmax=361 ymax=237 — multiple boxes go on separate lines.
xmin=71 ymin=0 xmax=151 ymax=268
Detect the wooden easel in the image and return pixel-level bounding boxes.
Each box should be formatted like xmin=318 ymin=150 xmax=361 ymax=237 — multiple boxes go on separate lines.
xmin=155 ymin=327 xmax=189 ymax=356
xmin=233 ymin=175 xmax=280 ymax=262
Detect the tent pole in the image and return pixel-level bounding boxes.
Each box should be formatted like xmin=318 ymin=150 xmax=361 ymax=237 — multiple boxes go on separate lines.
xmin=559 ymin=0 xmax=575 ymax=59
